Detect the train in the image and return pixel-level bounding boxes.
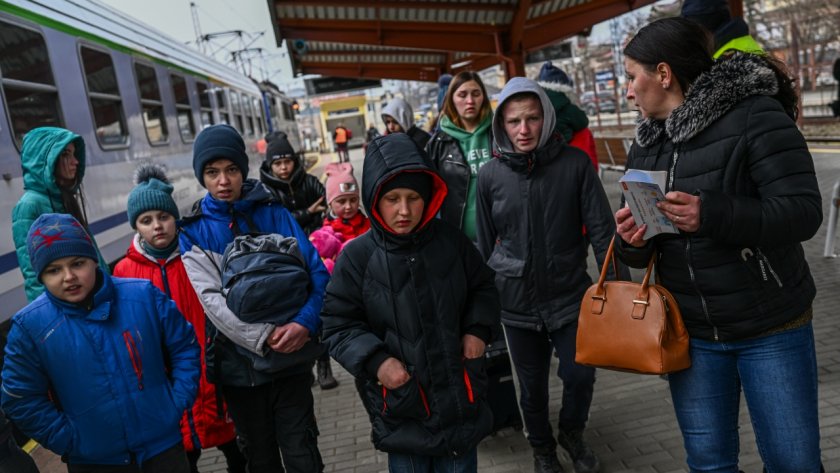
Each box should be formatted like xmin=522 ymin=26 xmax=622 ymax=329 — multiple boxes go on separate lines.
xmin=0 ymin=0 xmax=301 ymax=321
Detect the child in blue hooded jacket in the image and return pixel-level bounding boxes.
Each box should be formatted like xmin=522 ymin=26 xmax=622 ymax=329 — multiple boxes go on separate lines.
xmin=1 ymin=213 xmax=200 ymax=472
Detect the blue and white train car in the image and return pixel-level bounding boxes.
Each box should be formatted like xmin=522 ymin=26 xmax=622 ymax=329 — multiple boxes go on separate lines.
xmin=0 ymin=0 xmax=298 ymax=320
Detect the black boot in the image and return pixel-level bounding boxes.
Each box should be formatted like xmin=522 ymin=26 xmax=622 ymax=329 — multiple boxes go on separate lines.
xmin=533 ymin=447 xmax=564 ymax=473
xmin=317 ymin=357 xmax=338 ymax=390
xmin=557 ymin=428 xmax=600 ymax=473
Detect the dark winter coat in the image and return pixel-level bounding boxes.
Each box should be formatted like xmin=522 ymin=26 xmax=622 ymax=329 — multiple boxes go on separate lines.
xmin=321 ymin=134 xmax=500 ymax=457
xmin=259 ymin=154 xmax=325 ymax=235
xmin=476 ymin=78 xmax=620 ymax=333
xmin=615 ymin=52 xmax=821 ymax=342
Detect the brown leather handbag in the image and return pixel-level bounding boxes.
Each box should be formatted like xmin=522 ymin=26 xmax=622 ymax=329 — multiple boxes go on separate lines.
xmin=575 ymin=237 xmax=690 ymax=375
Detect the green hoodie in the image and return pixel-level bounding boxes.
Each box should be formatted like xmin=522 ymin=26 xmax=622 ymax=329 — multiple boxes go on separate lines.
xmin=11 ymin=127 xmax=108 ymax=301
xmin=439 ymin=114 xmax=492 ymax=241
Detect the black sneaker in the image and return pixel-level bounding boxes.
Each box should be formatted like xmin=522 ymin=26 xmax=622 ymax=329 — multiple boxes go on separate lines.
xmin=533 ymin=447 xmax=564 ymax=473
xmin=317 ymin=358 xmax=339 ymax=390
xmin=556 ymin=428 xmax=600 ymax=473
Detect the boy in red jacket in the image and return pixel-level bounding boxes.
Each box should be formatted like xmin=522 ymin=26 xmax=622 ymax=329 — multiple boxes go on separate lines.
xmin=114 ymin=164 xmax=246 ymax=473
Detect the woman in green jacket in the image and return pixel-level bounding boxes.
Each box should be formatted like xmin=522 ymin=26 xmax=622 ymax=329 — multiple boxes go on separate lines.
xmin=425 ymin=71 xmax=494 ymax=241
xmin=11 ymin=127 xmax=107 ymax=301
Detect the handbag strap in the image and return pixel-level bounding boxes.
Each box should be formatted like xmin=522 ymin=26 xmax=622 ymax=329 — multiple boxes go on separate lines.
xmin=594 ymin=237 xmax=657 ymax=318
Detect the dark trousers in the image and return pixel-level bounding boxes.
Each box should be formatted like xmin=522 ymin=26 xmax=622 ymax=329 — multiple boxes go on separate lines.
xmin=185 ymin=439 xmax=246 ymax=473
xmin=504 ymin=323 xmax=595 ymax=450
xmin=221 ymin=372 xmax=323 ymax=473
xmin=336 ymin=143 xmax=349 ymax=162
xmin=0 ymin=435 xmax=39 ymax=473
xmin=66 ymin=443 xmax=189 ymax=473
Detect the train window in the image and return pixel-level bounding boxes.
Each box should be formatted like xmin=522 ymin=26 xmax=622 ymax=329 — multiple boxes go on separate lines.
xmin=230 ymin=91 xmax=244 ymax=133
xmin=269 ymin=96 xmax=280 ymax=126
xmin=216 ymin=89 xmax=229 ymax=125
xmin=80 ymin=46 xmax=128 ymax=147
xmin=254 ymin=97 xmax=264 ymax=136
xmin=0 ymin=20 xmax=64 ymax=147
xmin=243 ymin=95 xmax=254 ymax=136
xmin=196 ymin=82 xmax=214 ymax=127
xmin=170 ymin=74 xmax=195 ymax=142
xmin=134 ymin=62 xmax=168 ymax=145
xmin=283 ymin=101 xmax=295 ymax=121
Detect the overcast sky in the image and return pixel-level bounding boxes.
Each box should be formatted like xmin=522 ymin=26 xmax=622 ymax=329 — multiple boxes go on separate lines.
xmin=98 ymin=0 xmax=295 ymax=84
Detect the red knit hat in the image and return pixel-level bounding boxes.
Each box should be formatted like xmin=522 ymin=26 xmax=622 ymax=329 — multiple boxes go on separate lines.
xmin=325 ymin=162 xmax=359 ymax=204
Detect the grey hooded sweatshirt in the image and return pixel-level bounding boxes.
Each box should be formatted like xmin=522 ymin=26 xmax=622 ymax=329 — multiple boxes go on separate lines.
xmin=381 ymin=97 xmax=431 ymax=150
xmin=476 ymin=77 xmax=622 ymax=332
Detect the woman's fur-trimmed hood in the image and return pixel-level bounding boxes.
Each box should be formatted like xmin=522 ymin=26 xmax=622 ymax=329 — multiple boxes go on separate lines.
xmin=635 ymin=52 xmax=779 ymax=147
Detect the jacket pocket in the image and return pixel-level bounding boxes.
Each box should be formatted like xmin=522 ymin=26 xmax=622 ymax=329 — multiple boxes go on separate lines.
xmin=740 ymin=247 xmax=783 ymax=289
xmin=381 ymin=378 xmax=430 ymax=421
xmin=487 ymin=243 xmax=525 ymax=278
xmin=462 ymin=357 xmax=488 ymax=404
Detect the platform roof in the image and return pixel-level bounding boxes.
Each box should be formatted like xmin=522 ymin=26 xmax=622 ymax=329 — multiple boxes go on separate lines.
xmin=267 ymin=0 xmax=658 ymax=82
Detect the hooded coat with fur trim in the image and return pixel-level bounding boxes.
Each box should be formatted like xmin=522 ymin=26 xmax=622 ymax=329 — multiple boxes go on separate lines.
xmin=476 ymin=78 xmax=620 ymax=333
xmin=616 ymin=52 xmax=821 ymax=341
xmin=321 ymin=134 xmax=500 ymax=457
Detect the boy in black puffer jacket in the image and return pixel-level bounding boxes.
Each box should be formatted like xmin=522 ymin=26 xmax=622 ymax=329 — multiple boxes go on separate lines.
xmin=321 ymin=134 xmax=500 ymax=471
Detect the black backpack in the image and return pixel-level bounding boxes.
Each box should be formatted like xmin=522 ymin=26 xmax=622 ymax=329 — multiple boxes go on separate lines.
xmin=222 ymin=233 xmax=310 ymax=324
xmin=220 ymin=232 xmax=325 ymax=373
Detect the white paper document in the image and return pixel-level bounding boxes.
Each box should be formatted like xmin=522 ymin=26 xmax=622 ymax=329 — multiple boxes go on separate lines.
xmin=619 ymin=170 xmax=679 ymax=239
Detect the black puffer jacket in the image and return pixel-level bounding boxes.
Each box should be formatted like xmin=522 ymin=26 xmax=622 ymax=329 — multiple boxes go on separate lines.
xmin=476 ymin=78 xmax=620 ymax=333
xmin=425 ymin=130 xmax=491 ymax=229
xmin=259 ymin=154 xmax=325 ymax=235
xmin=616 ymin=52 xmax=821 ymax=342
xmin=321 ymin=134 xmax=500 ymax=457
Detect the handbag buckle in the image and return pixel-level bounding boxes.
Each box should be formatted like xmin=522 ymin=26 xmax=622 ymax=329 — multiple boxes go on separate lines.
xmin=631 ymin=299 xmax=649 ymax=319
xmin=590 ymin=294 xmax=606 ymax=315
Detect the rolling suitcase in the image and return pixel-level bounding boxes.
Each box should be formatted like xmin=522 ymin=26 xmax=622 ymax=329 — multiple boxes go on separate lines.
xmin=484 ymin=332 xmax=523 ymax=433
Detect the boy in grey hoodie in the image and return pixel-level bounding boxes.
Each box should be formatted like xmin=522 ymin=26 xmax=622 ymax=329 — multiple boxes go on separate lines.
xmin=381 ymin=97 xmax=431 ymax=151
xmin=476 ymin=77 xmax=623 ymax=473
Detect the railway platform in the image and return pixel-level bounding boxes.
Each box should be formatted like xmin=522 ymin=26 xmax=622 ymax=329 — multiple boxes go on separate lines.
xmin=32 ymin=143 xmax=840 ymax=473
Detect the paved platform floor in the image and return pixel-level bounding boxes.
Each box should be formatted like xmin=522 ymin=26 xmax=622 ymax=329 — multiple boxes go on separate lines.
xmin=33 ymin=144 xmax=840 ymax=472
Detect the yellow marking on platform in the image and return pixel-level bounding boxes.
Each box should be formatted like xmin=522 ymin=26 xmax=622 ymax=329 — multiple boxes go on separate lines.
xmin=810 ymin=148 xmax=839 ymax=154
xmin=23 ymin=439 xmax=38 ymax=454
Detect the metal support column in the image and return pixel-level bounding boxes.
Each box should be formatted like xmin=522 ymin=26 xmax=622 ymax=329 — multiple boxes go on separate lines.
xmin=824 ymin=180 xmax=840 ymax=257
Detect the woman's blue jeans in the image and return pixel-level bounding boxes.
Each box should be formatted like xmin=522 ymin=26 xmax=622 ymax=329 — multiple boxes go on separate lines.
xmin=668 ymin=323 xmax=821 ymax=473
xmin=387 ymin=447 xmax=477 ymax=473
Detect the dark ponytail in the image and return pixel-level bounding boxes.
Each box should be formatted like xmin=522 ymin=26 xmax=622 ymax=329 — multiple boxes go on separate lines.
xmin=624 ymin=17 xmax=714 ymax=95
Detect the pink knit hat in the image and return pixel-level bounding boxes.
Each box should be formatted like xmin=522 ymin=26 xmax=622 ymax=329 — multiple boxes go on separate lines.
xmin=325 ymin=162 xmax=359 ymax=204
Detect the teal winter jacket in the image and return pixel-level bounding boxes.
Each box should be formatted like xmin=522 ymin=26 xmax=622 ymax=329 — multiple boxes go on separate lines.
xmin=11 ymin=127 xmax=107 ymax=301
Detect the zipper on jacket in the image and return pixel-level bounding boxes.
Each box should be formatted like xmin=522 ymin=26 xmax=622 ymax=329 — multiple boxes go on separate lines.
xmin=446 ymin=158 xmax=470 ymax=227
xmin=755 ymin=248 xmax=783 ymax=288
xmin=159 ymin=263 xmax=172 ymax=298
xmin=123 ymin=330 xmax=144 ymax=391
xmin=667 ymin=149 xmax=679 ymax=192
xmin=685 ymin=238 xmax=718 ymax=340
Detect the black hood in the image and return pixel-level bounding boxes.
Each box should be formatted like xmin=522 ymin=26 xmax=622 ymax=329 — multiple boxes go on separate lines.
xmin=362 ymin=134 xmax=448 ymax=237
xmin=259 ymin=152 xmax=305 ymax=193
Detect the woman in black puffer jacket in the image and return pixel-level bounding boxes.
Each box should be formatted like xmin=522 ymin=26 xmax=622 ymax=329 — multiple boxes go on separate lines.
xmin=321 ymin=134 xmax=500 ymax=470
xmin=615 ymin=17 xmax=823 ymax=472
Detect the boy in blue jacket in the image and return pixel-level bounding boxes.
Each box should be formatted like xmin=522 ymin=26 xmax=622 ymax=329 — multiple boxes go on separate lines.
xmin=1 ymin=213 xmax=200 ymax=473
xmin=179 ymin=124 xmax=329 ymax=473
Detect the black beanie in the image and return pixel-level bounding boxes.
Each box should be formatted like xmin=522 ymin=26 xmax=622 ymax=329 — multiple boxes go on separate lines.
xmin=192 ymin=124 xmax=249 ymax=187
xmin=379 ymin=172 xmax=432 ymax=204
xmin=265 ymin=134 xmax=296 ymax=163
